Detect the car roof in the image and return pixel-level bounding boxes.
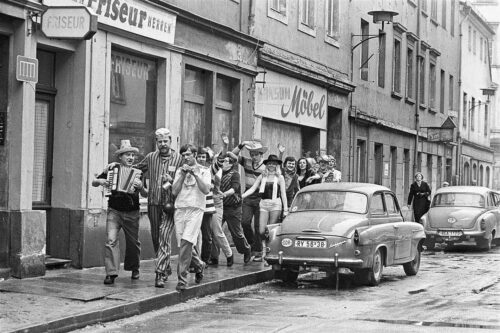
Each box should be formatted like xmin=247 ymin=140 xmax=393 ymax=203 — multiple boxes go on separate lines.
xmin=435 ymin=186 xmax=491 ymax=195
xmin=298 ymin=182 xmax=390 ymax=195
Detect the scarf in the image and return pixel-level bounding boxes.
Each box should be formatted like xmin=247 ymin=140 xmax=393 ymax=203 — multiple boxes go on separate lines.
xmin=259 ymin=174 xmax=278 ymax=200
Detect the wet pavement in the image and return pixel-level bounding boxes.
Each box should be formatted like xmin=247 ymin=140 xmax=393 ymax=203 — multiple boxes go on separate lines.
xmin=74 ymin=244 xmax=500 ymax=333
xmin=0 ymin=255 xmax=272 ymax=333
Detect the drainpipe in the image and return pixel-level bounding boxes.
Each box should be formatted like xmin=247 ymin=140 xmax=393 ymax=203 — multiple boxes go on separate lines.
xmin=248 ymin=0 xmax=255 ymax=36
xmin=457 ymin=4 xmax=472 ymax=185
xmin=414 ymin=0 xmax=422 ymax=177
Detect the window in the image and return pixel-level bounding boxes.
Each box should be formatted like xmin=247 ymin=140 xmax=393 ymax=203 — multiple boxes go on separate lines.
xmin=449 ymin=75 xmax=454 ymax=111
xmin=480 ymin=37 xmax=483 ymax=61
xmin=418 ymin=53 xmax=426 ymax=105
xmin=392 ymin=38 xmax=402 ymax=94
xmin=325 ymin=0 xmax=339 ymax=42
xmin=473 ymin=30 xmax=476 ymax=54
xmin=109 ymin=49 xmax=157 ymax=165
xmin=356 ymin=139 xmax=367 ymax=182
xmin=468 ymin=26 xmax=472 ymax=51
xmin=429 ymin=61 xmax=436 ymax=109
xmin=268 ymin=0 xmax=288 ymax=24
xmin=431 ymin=0 xmax=438 ymax=21
xmin=182 ymin=67 xmax=206 ymax=147
xmin=440 ymin=70 xmax=445 ymax=113
xmin=370 ymin=193 xmax=385 ymax=215
xmin=450 ymin=0 xmax=455 ymax=36
xmin=406 ymin=46 xmax=414 ymax=99
xmin=378 ymin=30 xmax=386 ymax=88
xmin=360 ymin=19 xmax=369 ymax=81
xmin=404 ymin=149 xmax=410 ymax=200
xmin=485 ymin=104 xmax=489 ymax=135
xmin=471 ymin=97 xmax=476 ymax=131
xmin=385 ymin=193 xmax=399 ymax=214
xmin=390 ymin=147 xmax=397 ymax=192
xmin=463 ymin=92 xmax=467 ymax=128
xmin=422 ymin=0 xmax=428 ymax=13
xmin=442 ymin=0 xmax=447 ymax=29
xmin=214 ymin=74 xmax=236 ymax=148
xmin=298 ymin=0 xmax=316 ymax=35
xmin=374 ymin=143 xmax=383 ymax=185
xmin=427 ymin=154 xmax=433 ymax=186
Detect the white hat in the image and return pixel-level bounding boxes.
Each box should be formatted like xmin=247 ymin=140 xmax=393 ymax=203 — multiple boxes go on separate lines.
xmin=155 ymin=128 xmax=171 ymax=139
xmin=244 ymin=141 xmax=268 ymax=154
xmin=115 ymin=140 xmax=139 ymax=155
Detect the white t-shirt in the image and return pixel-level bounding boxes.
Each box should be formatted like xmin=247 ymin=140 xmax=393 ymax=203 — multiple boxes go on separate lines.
xmin=174 ymin=164 xmax=211 ymax=209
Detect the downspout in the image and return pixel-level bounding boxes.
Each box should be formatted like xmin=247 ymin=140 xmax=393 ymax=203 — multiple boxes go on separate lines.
xmin=457 ymin=4 xmax=472 ymax=185
xmin=248 ymin=0 xmax=255 ymax=35
xmin=414 ymin=0 xmax=422 ymax=177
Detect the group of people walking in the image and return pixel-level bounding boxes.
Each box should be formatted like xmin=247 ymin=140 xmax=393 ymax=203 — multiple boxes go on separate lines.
xmin=92 ymin=129 xmax=343 ymax=291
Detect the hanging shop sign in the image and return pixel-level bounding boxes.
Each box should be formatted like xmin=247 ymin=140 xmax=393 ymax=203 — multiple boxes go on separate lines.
xmin=255 ymin=71 xmax=327 ymax=130
xmin=427 ymin=128 xmax=454 ymax=142
xmin=42 ymin=6 xmax=98 ymax=39
xmin=72 ymin=0 xmax=176 ymax=44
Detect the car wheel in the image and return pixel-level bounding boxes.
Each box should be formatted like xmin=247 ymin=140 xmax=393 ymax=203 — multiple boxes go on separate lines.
xmin=403 ymin=249 xmax=421 ymax=276
xmin=355 ymin=249 xmax=383 ymax=286
xmin=274 ymin=268 xmax=299 ymax=283
xmin=476 ymin=237 xmax=492 ymax=251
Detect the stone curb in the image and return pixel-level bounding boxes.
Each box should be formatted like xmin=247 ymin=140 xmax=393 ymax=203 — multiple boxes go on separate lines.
xmin=10 ymin=269 xmax=274 ymax=333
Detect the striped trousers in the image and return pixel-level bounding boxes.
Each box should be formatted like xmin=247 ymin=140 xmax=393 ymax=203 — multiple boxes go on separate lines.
xmin=148 ymin=205 xmax=175 ymax=275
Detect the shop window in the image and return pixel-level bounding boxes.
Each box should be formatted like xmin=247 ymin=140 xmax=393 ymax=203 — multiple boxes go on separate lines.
xmin=268 ymin=0 xmax=288 ymax=24
xmin=392 ymin=37 xmax=401 ymax=95
xmin=298 ymin=0 xmax=316 ymax=36
xmin=325 ymin=0 xmax=339 ymax=43
xmin=109 ymin=49 xmax=157 ymax=164
xmin=378 ymin=30 xmax=386 ymax=88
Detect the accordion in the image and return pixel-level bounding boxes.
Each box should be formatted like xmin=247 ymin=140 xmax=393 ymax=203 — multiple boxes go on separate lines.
xmin=104 ymin=164 xmax=142 ymax=196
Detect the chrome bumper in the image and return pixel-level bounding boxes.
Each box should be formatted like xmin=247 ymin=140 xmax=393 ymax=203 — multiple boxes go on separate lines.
xmin=265 ymin=254 xmax=364 ymax=268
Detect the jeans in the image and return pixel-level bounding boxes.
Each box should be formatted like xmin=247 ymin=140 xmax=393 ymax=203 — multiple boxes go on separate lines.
xmin=222 ymin=205 xmax=250 ymax=255
xmin=241 ymin=196 xmax=262 ymax=253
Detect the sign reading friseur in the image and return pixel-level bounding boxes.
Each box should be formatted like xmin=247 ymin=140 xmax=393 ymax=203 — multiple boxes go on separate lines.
xmin=42 ymin=6 xmax=97 ymax=39
xmin=255 ymin=71 xmax=327 ymax=130
xmin=72 ymin=0 xmax=176 ymax=44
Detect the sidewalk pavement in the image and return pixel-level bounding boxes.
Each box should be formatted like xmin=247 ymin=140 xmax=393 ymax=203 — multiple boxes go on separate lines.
xmin=0 ymin=255 xmax=273 ymax=333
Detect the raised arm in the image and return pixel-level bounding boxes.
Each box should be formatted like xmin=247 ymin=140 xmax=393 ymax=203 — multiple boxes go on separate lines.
xmin=242 ymin=174 xmax=262 ymax=199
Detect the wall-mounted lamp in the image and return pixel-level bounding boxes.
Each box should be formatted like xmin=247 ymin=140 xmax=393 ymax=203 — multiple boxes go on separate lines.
xmin=367 ymin=10 xmax=399 ymax=30
xmin=481 ymin=87 xmax=496 ymax=103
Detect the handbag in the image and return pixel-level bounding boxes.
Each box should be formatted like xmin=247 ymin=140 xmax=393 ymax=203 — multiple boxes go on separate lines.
xmin=161 ymin=186 xmax=175 ymax=213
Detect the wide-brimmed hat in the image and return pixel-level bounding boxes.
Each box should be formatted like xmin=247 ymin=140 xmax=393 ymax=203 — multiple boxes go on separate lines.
xmin=317 ymin=155 xmax=331 ymax=163
xmin=263 ymin=154 xmax=282 ymax=165
xmin=115 ymin=140 xmax=139 ymax=156
xmin=244 ymin=141 xmax=268 ymax=154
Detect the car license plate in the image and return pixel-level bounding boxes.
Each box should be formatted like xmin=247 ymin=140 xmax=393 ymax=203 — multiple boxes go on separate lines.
xmin=438 ymin=230 xmax=462 ymax=237
xmin=294 ymin=240 xmax=327 ymax=248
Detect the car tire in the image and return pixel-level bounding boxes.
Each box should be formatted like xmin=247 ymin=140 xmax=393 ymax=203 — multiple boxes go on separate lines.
xmin=424 ymin=239 xmax=436 ymax=251
xmin=274 ymin=268 xmax=299 ymax=283
xmin=355 ymin=249 xmax=383 ymax=286
xmin=403 ymin=249 xmax=421 ymax=276
xmin=476 ymin=237 xmax=492 ymax=251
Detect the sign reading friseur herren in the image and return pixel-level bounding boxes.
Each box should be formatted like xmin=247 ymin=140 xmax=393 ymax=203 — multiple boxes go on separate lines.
xmin=255 ymin=71 xmax=327 ymax=130
xmin=42 ymin=6 xmax=98 ymax=39
xmin=72 ymin=0 xmax=176 ymax=45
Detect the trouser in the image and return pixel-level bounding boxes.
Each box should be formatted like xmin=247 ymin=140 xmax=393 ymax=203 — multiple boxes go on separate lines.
xmin=104 ymin=208 xmax=141 ymax=276
xmin=222 ymin=205 xmax=250 ymax=255
xmin=241 ymin=196 xmax=262 ymax=253
xmin=200 ymin=213 xmax=213 ymax=262
xmin=209 ymin=204 xmax=233 ymax=259
xmin=177 ymin=239 xmax=204 ymax=285
xmin=148 ymin=205 xmax=175 ymax=275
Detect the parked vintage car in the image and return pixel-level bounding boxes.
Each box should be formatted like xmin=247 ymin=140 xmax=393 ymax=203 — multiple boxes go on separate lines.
xmin=265 ymin=183 xmax=426 ymax=286
xmin=421 ymin=186 xmax=500 ymax=250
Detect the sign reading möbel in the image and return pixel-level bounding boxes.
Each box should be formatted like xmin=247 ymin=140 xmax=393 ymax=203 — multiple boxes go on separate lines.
xmin=42 ymin=6 xmax=97 ymax=39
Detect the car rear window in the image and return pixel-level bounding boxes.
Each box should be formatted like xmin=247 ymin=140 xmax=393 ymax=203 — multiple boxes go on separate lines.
xmin=292 ymin=191 xmax=368 ymax=213
xmin=432 ymin=193 xmax=485 ymax=208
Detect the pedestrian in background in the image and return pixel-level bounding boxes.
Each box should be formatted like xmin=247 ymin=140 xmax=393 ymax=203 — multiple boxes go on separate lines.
xmin=172 ymin=144 xmax=211 ymax=291
xmin=92 ymin=140 xmax=147 ymax=285
xmin=297 ymin=157 xmax=320 ymax=188
xmin=242 ymin=154 xmax=288 ymax=261
xmin=407 ymin=172 xmax=432 ymax=223
xmin=135 ymin=128 xmax=182 ymax=288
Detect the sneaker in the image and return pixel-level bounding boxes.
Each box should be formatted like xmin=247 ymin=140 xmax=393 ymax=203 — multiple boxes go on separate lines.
xmin=243 ymin=251 xmax=253 ymax=263
xmin=131 ymin=270 xmax=140 ymax=280
xmin=226 ymin=255 xmax=234 ymax=267
xmin=176 ymin=282 xmax=187 ymax=291
xmin=104 ymin=275 xmax=117 ymax=285
xmin=195 ymin=264 xmax=204 ymax=284
xmin=253 ymin=255 xmax=263 ymax=262
xmin=155 ymin=273 xmax=165 ymax=288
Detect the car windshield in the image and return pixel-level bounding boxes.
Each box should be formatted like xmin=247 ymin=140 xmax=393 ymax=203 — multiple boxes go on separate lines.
xmin=432 ymin=193 xmax=485 ymax=208
xmin=292 ymin=191 xmax=368 ymax=213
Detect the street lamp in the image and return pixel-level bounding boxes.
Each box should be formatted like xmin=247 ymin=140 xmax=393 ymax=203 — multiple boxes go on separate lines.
xmin=349 ymin=9 xmax=399 ymax=181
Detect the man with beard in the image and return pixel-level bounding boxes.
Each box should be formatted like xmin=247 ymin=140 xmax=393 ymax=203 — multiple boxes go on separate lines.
xmin=172 ymin=144 xmax=211 ymax=291
xmin=136 ymin=128 xmax=182 ymax=288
